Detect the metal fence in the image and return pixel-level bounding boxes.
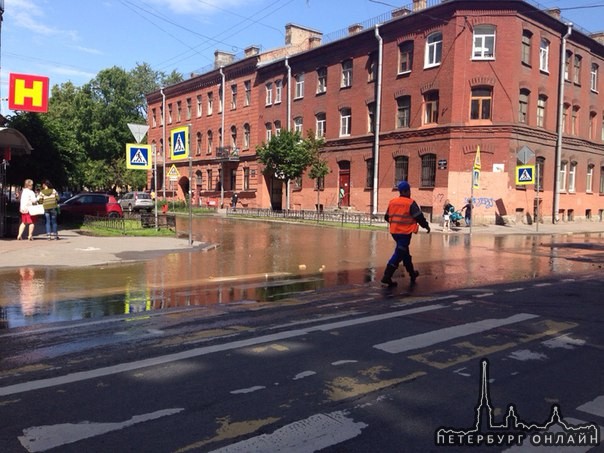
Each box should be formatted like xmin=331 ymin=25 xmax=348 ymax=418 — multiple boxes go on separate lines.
xmin=82 ymin=215 xmax=126 ymax=231
xmin=227 ymin=208 xmax=387 ymax=228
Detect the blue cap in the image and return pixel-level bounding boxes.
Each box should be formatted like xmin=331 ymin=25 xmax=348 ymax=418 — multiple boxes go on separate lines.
xmin=397 ymin=181 xmax=410 ymax=192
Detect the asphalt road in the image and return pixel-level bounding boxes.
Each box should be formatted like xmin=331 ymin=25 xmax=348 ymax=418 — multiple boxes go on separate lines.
xmin=1 ymin=272 xmax=603 ymax=452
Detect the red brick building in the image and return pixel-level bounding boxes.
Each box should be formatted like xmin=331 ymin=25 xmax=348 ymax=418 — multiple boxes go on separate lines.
xmin=146 ymin=0 xmax=604 ymax=224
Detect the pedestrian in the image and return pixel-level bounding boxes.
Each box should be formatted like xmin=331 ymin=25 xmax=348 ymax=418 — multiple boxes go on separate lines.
xmin=443 ymin=199 xmax=453 ymax=232
xmin=231 ymin=192 xmax=238 ymax=210
xmin=338 ymin=187 xmax=345 ymax=208
xmin=462 ymin=199 xmax=473 ymax=227
xmin=381 ymin=181 xmax=431 ymax=286
xmin=38 ymin=179 xmax=60 ymax=240
xmin=17 ymin=179 xmax=38 ymax=241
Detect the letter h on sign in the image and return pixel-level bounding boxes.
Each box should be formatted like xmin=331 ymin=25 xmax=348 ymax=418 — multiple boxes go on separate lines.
xmin=8 ymin=73 xmax=50 ymax=113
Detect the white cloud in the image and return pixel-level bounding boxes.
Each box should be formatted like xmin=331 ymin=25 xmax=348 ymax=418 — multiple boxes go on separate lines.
xmin=8 ymin=0 xmax=78 ymax=39
xmin=146 ymin=0 xmax=252 ymax=15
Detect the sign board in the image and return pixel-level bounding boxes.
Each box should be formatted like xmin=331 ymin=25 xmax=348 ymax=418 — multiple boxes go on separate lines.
xmin=167 ymin=164 xmax=180 ymax=181
xmin=472 ymin=169 xmax=480 ymax=189
xmin=8 ymin=73 xmax=50 ymax=112
xmin=170 ymin=126 xmax=189 ymax=160
xmin=516 ymin=165 xmax=535 ymax=185
xmin=126 ymin=144 xmax=151 ymax=170
xmin=517 ymin=145 xmax=534 ymax=165
xmin=473 ymin=146 xmax=481 ymax=170
xmin=128 ymin=123 xmax=149 ymax=144
xmin=438 ymin=159 xmax=447 ymax=170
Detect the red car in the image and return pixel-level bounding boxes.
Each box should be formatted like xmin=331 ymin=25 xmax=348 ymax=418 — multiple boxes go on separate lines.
xmin=59 ymin=193 xmax=123 ymax=219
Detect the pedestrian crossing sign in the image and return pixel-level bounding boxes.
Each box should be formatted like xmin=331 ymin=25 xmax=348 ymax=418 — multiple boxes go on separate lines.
xmin=126 ymin=144 xmax=151 ymax=170
xmin=170 ymin=126 xmax=189 ymax=160
xmin=515 ymin=165 xmax=535 ymax=185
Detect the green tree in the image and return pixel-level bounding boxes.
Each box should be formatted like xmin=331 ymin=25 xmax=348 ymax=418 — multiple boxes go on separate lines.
xmin=305 ymin=131 xmax=329 ymax=211
xmin=256 ymin=130 xmax=317 ymax=210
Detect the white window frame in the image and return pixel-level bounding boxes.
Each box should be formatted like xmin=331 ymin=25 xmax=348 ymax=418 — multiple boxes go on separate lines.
xmin=574 ymin=55 xmax=582 ymax=85
xmin=196 ymin=95 xmax=202 ymax=117
xmin=265 ymin=123 xmax=272 ymax=141
xmin=186 ymin=98 xmax=192 ymax=120
xmin=472 ymin=25 xmax=496 ymax=60
xmin=539 ymin=38 xmax=550 ymax=72
xmin=275 ymin=79 xmax=282 ymax=104
xmin=231 ymin=85 xmax=237 ymax=110
xmin=424 ymin=92 xmax=439 ymax=124
xmin=537 ymin=95 xmax=546 ymax=127
xmin=586 ymin=164 xmax=594 ymax=193
xmin=207 ymin=92 xmax=213 ymax=115
xmin=293 ymin=117 xmax=303 ymax=133
xmin=244 ymin=80 xmax=251 ymax=106
xmin=396 ymin=96 xmax=411 ymax=128
xmin=559 ymin=160 xmax=568 ymax=192
xmin=568 ymin=161 xmax=577 ymax=193
xmin=425 ymin=32 xmax=443 ymax=68
xmin=341 ymin=59 xmax=353 ymax=88
xmin=398 ymin=41 xmax=413 ymax=74
xmin=295 ymin=73 xmax=304 ymax=99
xmin=317 ymin=67 xmax=327 ymax=94
xmin=340 ymin=108 xmax=351 ymax=137
xmin=265 ymin=82 xmax=273 ymax=106
xmin=274 ymin=120 xmax=282 ymax=136
xmin=315 ymin=113 xmax=326 ymax=138
xmin=591 ymin=63 xmax=599 ymax=92
xmin=243 ymin=123 xmax=250 ymax=149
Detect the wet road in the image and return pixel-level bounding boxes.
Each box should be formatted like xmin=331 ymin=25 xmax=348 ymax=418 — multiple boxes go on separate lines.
xmin=1 ymin=217 xmax=603 ymax=330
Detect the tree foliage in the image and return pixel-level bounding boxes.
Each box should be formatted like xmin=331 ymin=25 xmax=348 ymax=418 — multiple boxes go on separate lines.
xmin=5 ymin=62 xmax=182 ymax=192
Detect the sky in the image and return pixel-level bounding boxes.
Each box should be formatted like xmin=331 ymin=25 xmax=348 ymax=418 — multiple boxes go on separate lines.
xmin=1 ymin=0 xmax=604 ymax=113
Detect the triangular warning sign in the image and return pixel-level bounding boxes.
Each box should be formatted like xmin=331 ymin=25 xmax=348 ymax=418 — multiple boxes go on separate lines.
xmin=519 ymin=169 xmax=532 ymax=181
xmin=131 ymin=149 xmax=148 ymax=165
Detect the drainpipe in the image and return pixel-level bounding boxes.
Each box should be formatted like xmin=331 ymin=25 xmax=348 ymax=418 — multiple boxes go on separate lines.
xmin=219 ymin=66 xmax=226 ymax=208
xmin=553 ymin=23 xmax=572 ymax=223
xmin=372 ymin=24 xmax=383 ymax=217
xmin=160 ymin=87 xmax=166 ymax=199
xmin=285 ymin=56 xmax=292 ymax=209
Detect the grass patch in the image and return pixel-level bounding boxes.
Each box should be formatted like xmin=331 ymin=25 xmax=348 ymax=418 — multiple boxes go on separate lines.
xmin=80 ymin=218 xmax=177 ymax=237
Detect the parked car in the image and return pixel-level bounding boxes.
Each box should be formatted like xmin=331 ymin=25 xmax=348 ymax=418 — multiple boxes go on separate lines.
xmin=59 ymin=191 xmax=74 ymax=203
xmin=118 ymin=191 xmax=154 ymax=212
xmin=59 ymin=193 xmax=123 ymax=219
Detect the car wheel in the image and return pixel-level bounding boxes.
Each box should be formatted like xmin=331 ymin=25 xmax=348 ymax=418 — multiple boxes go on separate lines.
xmin=128 ymin=204 xmax=133 ymax=212
xmin=108 ymin=212 xmax=120 ymax=219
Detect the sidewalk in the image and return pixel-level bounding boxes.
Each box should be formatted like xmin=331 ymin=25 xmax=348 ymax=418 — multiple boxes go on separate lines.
xmin=0 ymin=230 xmax=208 ymax=270
xmin=1 ymin=220 xmax=603 ymax=270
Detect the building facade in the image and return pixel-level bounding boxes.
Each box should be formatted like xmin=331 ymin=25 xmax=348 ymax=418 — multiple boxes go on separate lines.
xmin=146 ymin=0 xmax=604 ymax=224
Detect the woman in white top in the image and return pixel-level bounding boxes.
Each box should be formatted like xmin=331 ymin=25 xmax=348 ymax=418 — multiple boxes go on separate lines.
xmin=17 ymin=179 xmax=38 ymax=240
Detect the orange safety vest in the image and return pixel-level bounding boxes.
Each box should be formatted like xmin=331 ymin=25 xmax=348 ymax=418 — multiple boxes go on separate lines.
xmin=386 ymin=196 xmax=419 ymax=234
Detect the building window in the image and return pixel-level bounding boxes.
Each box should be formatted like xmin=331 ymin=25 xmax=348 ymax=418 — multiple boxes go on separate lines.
xmin=587 ymin=164 xmax=594 ymax=193
xmin=472 ymin=25 xmax=495 ymax=59
xmin=243 ymin=167 xmax=250 ymax=191
xmin=206 ymin=169 xmax=212 ymax=191
xmin=196 ymin=95 xmax=202 ymax=117
xmin=231 ymin=84 xmax=237 ymax=110
xmin=340 ymin=108 xmax=351 ymax=136
xmin=521 ymin=30 xmax=532 ymax=66
xmin=396 ymin=96 xmax=411 ymax=128
xmin=275 ymin=79 xmax=282 ymax=104
xmin=196 ymin=131 xmax=202 ymax=156
xmin=574 ymin=55 xmax=582 ymax=85
xmin=536 ymin=157 xmax=545 ymax=191
xmin=231 ymin=125 xmax=237 ymax=148
xmin=176 ymin=101 xmax=182 ymax=122
xmin=295 ymin=73 xmax=304 ymax=99
xmin=572 ymin=106 xmax=580 ymax=135
xmin=207 ymin=92 xmax=213 ymax=115
xmin=425 ymin=32 xmax=443 ymax=68
xmin=367 ymin=53 xmax=377 ymax=82
xmin=274 ymin=120 xmax=281 ymax=136
xmin=589 ymin=112 xmax=597 ymax=140
xmin=341 ymin=59 xmax=353 ymax=88
xmin=230 ymin=168 xmax=237 ymax=191
xmin=423 ymin=91 xmax=439 ymax=124
xmin=559 ymin=160 xmax=568 ymax=192
xmin=564 ymin=50 xmax=572 ymax=81
xmin=562 ymin=104 xmax=570 ymax=134
xmin=315 ymin=112 xmax=326 ymax=138
xmin=591 ymin=63 xmax=599 ymax=92
xmin=317 ymin=67 xmax=327 ymax=94
xmin=365 ymin=159 xmax=374 ymax=188
xmin=293 ymin=117 xmax=303 ymax=133
xmin=265 ymin=82 xmax=273 ymax=105
xmin=367 ymin=102 xmax=375 ymax=134
xmin=394 ymin=156 xmax=409 ymax=186
xmin=315 ymin=175 xmax=325 ymax=190
xmin=218 ymin=86 xmax=223 ymax=113
xmin=265 ymin=122 xmax=272 ymax=141
xmin=600 ymin=166 xmax=604 ymax=194
xmin=151 ymin=108 xmax=157 ymax=127
xmin=186 ymin=98 xmax=192 ymax=120
xmin=568 ymin=161 xmax=577 ymax=192
xmin=244 ymin=80 xmax=251 ymax=106
xmin=168 ymin=103 xmax=173 ymax=123
xmin=421 ymin=153 xmax=436 ymax=188
xmin=518 ymin=89 xmax=529 ymax=123
xmin=160 ymin=105 xmax=164 ymax=126
xmin=398 ymin=41 xmax=413 ymax=74
xmin=207 ymin=130 xmax=213 ymax=154
xmin=243 ymin=123 xmax=250 ymax=149
xmin=195 ymin=170 xmax=202 ymax=189
xmin=602 ymin=113 xmax=604 ymax=141
xmin=471 ymin=86 xmax=492 ymax=120
xmin=537 ymin=95 xmax=546 ymax=127
xmin=539 ymin=38 xmax=550 ymax=72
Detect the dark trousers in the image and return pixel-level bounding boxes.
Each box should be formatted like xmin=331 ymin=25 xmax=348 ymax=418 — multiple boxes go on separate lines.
xmin=387 ymin=233 xmax=414 ymax=272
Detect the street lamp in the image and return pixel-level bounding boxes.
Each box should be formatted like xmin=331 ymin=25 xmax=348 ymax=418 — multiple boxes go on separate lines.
xmin=160 ymin=87 xmax=166 ymax=199
xmin=0 ymin=0 xmax=5 ymax=115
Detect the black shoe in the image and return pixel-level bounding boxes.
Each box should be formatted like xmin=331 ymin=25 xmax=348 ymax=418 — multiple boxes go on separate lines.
xmin=409 ymin=270 xmax=419 ymax=283
xmin=381 ymin=277 xmax=397 ymax=287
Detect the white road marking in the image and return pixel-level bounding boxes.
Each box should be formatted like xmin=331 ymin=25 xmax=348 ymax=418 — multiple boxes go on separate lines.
xmin=0 ymin=304 xmax=445 ymax=396
xmin=577 ymin=396 xmax=604 ymax=418
xmin=208 ymin=410 xmax=367 ymax=453
xmin=507 ymin=349 xmax=547 ymax=361
xmin=230 ymin=386 xmax=265 ymax=394
xmin=18 ymin=408 xmax=183 ymax=452
xmin=331 ymin=360 xmax=358 ymax=366
xmin=542 ymin=334 xmax=585 ymax=349
xmin=293 ymin=371 xmax=316 ymax=380
xmin=373 ymin=313 xmax=539 ymax=354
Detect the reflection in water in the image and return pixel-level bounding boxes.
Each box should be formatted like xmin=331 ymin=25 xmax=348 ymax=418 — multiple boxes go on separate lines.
xmin=0 ymin=217 xmax=602 ymax=329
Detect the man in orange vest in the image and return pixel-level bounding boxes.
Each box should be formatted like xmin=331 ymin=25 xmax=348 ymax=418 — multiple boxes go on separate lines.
xmin=381 ymin=181 xmax=430 ymax=286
